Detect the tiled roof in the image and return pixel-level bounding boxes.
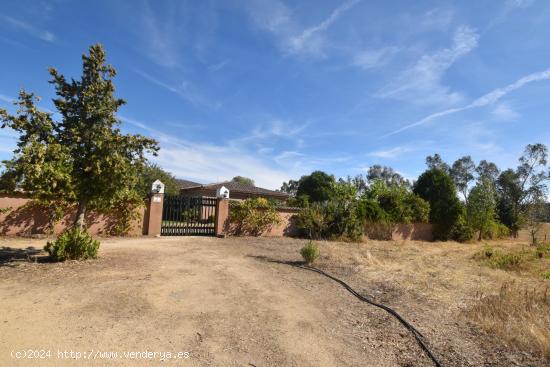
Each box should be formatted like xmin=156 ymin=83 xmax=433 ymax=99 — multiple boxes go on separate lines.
xmin=175 ymin=179 xmax=202 ymax=189
xmin=181 ymin=180 xmax=289 ymax=198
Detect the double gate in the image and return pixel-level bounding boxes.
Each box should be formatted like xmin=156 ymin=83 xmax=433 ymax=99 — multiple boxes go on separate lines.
xmin=161 ymin=195 xmax=216 ymax=236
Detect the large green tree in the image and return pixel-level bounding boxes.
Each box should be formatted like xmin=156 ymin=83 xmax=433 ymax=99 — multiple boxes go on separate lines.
xmin=413 ymin=168 xmax=462 ymax=239
xmin=296 ymin=171 xmax=336 ymax=203
xmin=0 ymin=44 xmax=158 ymax=230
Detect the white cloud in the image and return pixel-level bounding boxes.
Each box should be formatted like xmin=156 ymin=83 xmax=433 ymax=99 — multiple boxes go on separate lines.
xmin=367 ymin=146 xmax=412 ymax=159
xmin=508 ymin=0 xmax=535 ymax=9
xmin=134 ymin=69 xmax=220 ymax=109
xmin=120 ymin=115 xmax=299 ymax=189
xmin=353 ymin=47 xmax=399 ymax=69
xmin=209 ymin=59 xmax=231 ymax=72
xmin=246 ymin=0 xmax=359 ymax=56
xmin=420 ymin=8 xmax=454 ymax=31
xmin=377 ymin=26 xmax=479 ymax=105
xmin=1 ymin=15 xmax=55 ymax=42
xmin=491 ymin=102 xmax=519 ymax=121
xmin=287 ymin=0 xmax=360 ymax=55
xmin=384 ymin=67 xmax=550 ymax=136
xmin=0 ymin=94 xmax=15 ymax=104
xmin=138 ymin=3 xmax=185 ymax=68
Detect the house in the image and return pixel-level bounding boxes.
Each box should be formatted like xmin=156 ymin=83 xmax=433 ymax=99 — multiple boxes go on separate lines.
xmin=177 ymin=179 xmax=289 ymax=202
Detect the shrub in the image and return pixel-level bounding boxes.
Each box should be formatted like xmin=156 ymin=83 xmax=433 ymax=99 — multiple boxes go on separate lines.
xmin=475 ymin=245 xmax=524 ymax=270
xmin=482 ymin=221 xmax=510 ymax=240
xmin=449 ymin=214 xmax=474 ymax=243
xmin=296 ymin=204 xmax=329 ymax=239
xmin=535 ymin=242 xmax=550 ymax=259
xmin=230 ymin=198 xmax=281 ymax=236
xmin=297 ymin=201 xmax=363 ymax=241
xmin=542 ymin=271 xmax=550 ymax=280
xmin=300 ymin=241 xmax=320 ymax=265
xmin=44 ymin=228 xmax=100 ymax=261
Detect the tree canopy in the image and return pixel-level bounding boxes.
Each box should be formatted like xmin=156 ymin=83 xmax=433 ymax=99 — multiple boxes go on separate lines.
xmin=0 ymin=44 xmax=158 ymax=229
xmin=137 ymin=163 xmax=180 ymax=197
xmin=232 ymin=176 xmax=255 ymax=186
xmin=296 ymin=171 xmax=336 ymax=203
xmin=413 ymin=168 xmax=462 ymax=239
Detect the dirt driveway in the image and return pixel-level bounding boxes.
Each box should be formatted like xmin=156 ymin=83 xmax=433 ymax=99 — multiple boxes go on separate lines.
xmin=0 ymin=236 xmax=547 ymax=366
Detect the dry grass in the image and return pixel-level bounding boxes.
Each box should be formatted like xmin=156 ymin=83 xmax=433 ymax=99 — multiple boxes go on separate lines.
xmin=466 ymin=282 xmax=550 ymax=358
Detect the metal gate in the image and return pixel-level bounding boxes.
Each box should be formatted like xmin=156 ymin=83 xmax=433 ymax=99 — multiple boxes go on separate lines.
xmin=161 ymin=196 xmax=216 ymax=236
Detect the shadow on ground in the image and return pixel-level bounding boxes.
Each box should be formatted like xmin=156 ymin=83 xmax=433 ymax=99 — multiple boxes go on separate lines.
xmin=0 ymin=246 xmax=51 ymax=266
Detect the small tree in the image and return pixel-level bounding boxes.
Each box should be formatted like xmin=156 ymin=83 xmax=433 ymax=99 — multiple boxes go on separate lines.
xmin=0 ymin=44 xmax=158 ymax=241
xmin=497 ymin=144 xmax=549 ymax=237
xmin=525 ymin=195 xmax=546 ymax=245
xmin=450 ymin=156 xmax=476 ymax=203
xmin=467 ymin=178 xmax=497 ymax=240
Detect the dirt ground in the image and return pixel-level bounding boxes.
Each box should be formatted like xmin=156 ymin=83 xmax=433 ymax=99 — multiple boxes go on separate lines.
xmin=0 ymin=236 xmax=548 ymax=367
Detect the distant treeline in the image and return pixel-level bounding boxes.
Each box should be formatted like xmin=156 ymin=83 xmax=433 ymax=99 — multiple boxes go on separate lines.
xmin=280 ymin=144 xmax=549 ymax=243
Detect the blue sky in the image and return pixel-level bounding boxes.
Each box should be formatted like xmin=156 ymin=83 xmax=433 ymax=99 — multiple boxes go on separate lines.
xmin=1 ymin=0 xmax=550 ymax=189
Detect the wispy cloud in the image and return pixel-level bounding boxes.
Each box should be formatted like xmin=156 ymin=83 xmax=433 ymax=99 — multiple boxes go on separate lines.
xmin=0 ymin=94 xmax=15 ymax=104
xmin=138 ymin=2 xmax=185 ymax=68
xmin=384 ymin=67 xmax=550 ymax=137
xmin=419 ymin=8 xmax=455 ymax=31
xmin=246 ymin=0 xmax=359 ymax=56
xmin=209 ymin=59 xmax=231 ymax=72
xmin=134 ymin=69 xmax=220 ymax=109
xmin=491 ymin=102 xmax=519 ymax=121
xmin=287 ymin=0 xmax=360 ymax=55
xmin=367 ymin=146 xmax=413 ymax=159
xmin=353 ymin=46 xmax=399 ymax=70
xmin=377 ymin=26 xmax=479 ymax=105
xmin=1 ymin=15 xmax=55 ymax=42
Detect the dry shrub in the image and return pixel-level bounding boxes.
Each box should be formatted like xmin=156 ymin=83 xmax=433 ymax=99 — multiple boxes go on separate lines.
xmin=466 ymin=282 xmax=550 ymax=358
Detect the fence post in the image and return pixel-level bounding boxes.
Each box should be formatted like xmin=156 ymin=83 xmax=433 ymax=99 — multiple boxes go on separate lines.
xmin=215 ymin=198 xmax=229 ymax=237
xmin=146 ymin=180 xmax=165 ymax=236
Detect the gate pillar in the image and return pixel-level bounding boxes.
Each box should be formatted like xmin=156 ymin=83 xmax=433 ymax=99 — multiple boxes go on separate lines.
xmin=146 ymin=182 xmax=165 ymax=236
xmin=215 ymin=198 xmax=229 ymax=237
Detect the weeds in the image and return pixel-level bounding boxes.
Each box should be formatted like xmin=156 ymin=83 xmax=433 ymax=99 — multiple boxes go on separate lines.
xmin=466 ymin=282 xmax=550 ymax=358
xmin=475 ymin=245 xmax=525 ymax=270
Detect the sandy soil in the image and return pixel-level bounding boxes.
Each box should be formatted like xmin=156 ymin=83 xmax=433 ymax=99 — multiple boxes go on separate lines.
xmin=0 ymin=236 xmax=548 ymax=366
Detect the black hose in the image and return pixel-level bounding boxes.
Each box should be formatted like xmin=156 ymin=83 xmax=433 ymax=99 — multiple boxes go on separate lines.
xmin=296 ymin=264 xmax=443 ymax=367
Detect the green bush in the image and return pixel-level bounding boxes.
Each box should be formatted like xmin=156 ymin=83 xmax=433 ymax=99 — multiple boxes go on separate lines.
xmin=449 ymin=214 xmax=474 ymax=242
xmin=300 ymin=241 xmax=320 ymax=265
xmin=296 ymin=201 xmax=363 ymax=241
xmin=476 ymin=245 xmax=524 ymax=270
xmin=535 ymin=242 xmax=550 ymax=259
xmin=541 ymin=271 xmax=550 ymax=280
xmin=482 ymin=221 xmax=511 ymax=240
xmin=230 ymin=198 xmax=281 ymax=236
xmin=44 ymin=228 xmax=100 ymax=261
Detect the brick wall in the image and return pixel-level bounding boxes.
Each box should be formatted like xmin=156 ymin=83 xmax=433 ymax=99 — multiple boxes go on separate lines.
xmin=0 ymin=194 xmax=146 ymax=236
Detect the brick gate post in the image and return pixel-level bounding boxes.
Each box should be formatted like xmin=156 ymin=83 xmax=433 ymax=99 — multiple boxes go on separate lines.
xmin=215 ymin=198 xmax=229 ymax=237
xmin=146 ymin=180 xmax=165 ymax=236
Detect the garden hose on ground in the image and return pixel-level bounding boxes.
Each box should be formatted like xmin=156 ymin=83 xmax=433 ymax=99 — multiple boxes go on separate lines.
xmin=297 ymin=265 xmax=444 ymax=367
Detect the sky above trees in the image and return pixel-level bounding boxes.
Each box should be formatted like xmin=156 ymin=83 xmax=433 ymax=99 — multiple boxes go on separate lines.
xmin=1 ymin=0 xmax=550 ymax=189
